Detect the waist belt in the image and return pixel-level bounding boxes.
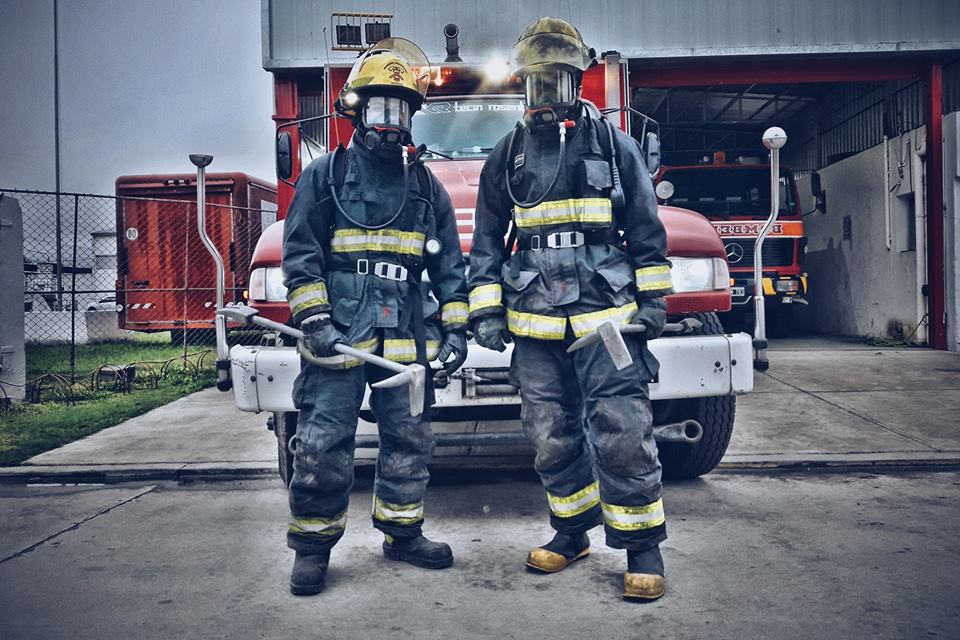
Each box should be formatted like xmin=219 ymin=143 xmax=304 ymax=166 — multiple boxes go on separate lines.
xmin=517 ymin=230 xmax=618 ymax=251
xmin=334 ymin=258 xmax=409 ymax=282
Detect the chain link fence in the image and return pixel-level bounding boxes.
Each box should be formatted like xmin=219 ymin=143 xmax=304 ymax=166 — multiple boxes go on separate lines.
xmin=2 ymin=186 xmax=276 ymax=405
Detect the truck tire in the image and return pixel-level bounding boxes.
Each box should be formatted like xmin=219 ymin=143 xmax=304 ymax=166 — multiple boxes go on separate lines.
xmin=657 ymin=312 xmax=737 ymax=480
xmin=275 ymin=411 xmax=298 ymax=487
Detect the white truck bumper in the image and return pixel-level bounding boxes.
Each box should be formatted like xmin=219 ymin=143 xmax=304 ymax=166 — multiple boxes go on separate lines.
xmin=228 ymin=332 xmax=753 ymax=414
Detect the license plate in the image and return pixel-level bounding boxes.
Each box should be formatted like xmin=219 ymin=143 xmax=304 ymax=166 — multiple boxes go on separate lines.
xmin=731 ymin=286 xmax=746 ymax=297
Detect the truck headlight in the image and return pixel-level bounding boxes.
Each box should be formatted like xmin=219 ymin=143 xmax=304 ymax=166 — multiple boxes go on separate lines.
xmin=248 ymin=267 xmax=288 ymax=301
xmin=669 ymin=257 xmax=730 ymax=292
xmin=775 ymin=278 xmax=800 ymax=293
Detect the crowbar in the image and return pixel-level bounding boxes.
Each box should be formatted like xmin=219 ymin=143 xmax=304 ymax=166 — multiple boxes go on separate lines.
xmin=217 ymin=304 xmax=426 ymax=416
xmin=566 ymin=318 xmax=702 ymax=370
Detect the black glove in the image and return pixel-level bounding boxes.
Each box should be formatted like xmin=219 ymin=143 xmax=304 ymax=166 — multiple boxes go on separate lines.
xmin=473 ymin=315 xmax=511 ymax=352
xmin=301 ymin=314 xmax=347 ymax=358
xmin=631 ymin=298 xmax=667 ymax=339
xmin=436 ymin=331 xmax=468 ymax=375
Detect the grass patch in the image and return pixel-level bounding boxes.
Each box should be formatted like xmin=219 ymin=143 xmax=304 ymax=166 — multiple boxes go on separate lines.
xmin=1 ymin=337 xmax=215 ymax=466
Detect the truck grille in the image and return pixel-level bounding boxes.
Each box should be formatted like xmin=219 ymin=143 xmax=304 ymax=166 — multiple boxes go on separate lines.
xmin=723 ymin=238 xmax=794 ymax=268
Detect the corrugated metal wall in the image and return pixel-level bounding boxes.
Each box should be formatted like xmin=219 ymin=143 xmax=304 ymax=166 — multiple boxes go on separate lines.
xmin=787 ymin=57 xmax=960 ymax=173
xmin=263 ymin=0 xmax=960 ymax=69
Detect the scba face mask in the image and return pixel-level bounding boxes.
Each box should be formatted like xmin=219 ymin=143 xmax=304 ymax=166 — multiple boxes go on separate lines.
xmin=362 ymin=96 xmax=413 ymax=149
xmin=523 ymin=69 xmax=579 ymax=127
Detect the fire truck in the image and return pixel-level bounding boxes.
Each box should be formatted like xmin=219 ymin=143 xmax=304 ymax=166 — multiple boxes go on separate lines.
xmin=211 ymin=24 xmax=761 ymax=482
xmin=654 ymin=154 xmax=808 ymax=336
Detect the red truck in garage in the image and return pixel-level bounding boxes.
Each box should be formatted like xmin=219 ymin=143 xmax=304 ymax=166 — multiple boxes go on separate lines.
xmin=211 ymin=26 xmax=757 ymax=481
xmin=654 ymin=153 xmax=808 ymax=336
xmin=115 ymin=172 xmax=277 ymax=340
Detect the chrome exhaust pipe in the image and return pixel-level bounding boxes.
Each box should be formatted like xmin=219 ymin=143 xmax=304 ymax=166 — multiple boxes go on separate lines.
xmin=443 ymin=23 xmax=462 ymax=62
xmin=190 ymin=153 xmax=231 ymax=391
xmin=652 ymin=419 xmax=703 ymax=444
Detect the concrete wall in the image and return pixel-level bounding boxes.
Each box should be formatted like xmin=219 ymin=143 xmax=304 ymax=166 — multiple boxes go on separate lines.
xmin=0 ymin=197 xmax=27 ymax=401
xmin=24 ymin=310 xmax=134 ymax=344
xmin=797 ymin=127 xmax=928 ymax=342
xmin=944 ymin=112 xmax=960 ymax=352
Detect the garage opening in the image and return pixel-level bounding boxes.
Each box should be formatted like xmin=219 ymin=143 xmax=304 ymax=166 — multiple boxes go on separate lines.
xmin=631 ymin=56 xmax=960 ymax=347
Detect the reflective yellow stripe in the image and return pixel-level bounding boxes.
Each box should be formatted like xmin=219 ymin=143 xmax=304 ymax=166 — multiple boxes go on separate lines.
xmin=547 ymin=481 xmax=601 ymax=518
xmin=514 ymin=197 xmax=613 ymax=228
xmin=373 ymin=496 xmax=424 ymax=524
xmin=441 ymin=301 xmax=469 ymax=327
xmin=382 ymin=339 xmax=441 ymax=363
xmin=568 ymin=302 xmax=638 ymax=338
xmin=309 ymin=337 xmax=379 ymax=370
xmin=330 ymin=229 xmax=425 ymax=256
xmin=469 ymin=283 xmax=503 ymax=314
xmin=288 ymin=511 xmax=347 ymax=536
xmin=762 ymin=277 xmax=775 ymax=295
xmin=506 ymin=308 xmax=566 ymax=340
xmin=287 ymin=282 xmax=329 ymax=316
xmin=635 ymin=265 xmax=673 ymax=293
xmin=602 ymin=498 xmax=665 ymax=531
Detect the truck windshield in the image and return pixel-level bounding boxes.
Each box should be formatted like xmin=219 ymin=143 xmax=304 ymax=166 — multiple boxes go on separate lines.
xmin=412 ymin=97 xmax=524 ymax=159
xmin=659 ymin=167 xmax=797 ymax=219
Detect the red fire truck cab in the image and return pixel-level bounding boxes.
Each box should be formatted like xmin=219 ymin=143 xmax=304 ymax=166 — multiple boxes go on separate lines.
xmin=217 ymin=47 xmax=755 ymax=481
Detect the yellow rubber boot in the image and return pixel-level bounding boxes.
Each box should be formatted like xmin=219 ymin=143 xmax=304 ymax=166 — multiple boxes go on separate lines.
xmin=526 ymin=532 xmax=590 ymax=573
xmin=623 ymin=545 xmax=666 ymax=600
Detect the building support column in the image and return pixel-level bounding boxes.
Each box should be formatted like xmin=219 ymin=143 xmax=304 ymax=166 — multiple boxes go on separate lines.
xmin=924 ymin=63 xmax=946 ymax=349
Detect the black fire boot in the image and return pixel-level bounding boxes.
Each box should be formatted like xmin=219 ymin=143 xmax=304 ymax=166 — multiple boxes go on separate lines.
xmin=526 ymin=531 xmax=591 ymax=573
xmin=382 ymin=534 xmax=454 ymax=569
xmin=623 ymin=545 xmax=666 ymax=601
xmin=289 ymin=550 xmax=330 ymax=596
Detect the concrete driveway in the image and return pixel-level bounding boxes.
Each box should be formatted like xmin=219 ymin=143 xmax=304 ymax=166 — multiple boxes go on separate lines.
xmin=1 ymin=470 xmax=958 ymax=639
xmin=8 ymin=335 xmax=960 ymax=481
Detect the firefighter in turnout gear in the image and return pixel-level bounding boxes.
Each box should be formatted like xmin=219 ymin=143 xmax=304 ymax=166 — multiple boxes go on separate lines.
xmin=281 ymin=38 xmax=468 ymax=595
xmin=468 ymin=18 xmax=673 ymax=600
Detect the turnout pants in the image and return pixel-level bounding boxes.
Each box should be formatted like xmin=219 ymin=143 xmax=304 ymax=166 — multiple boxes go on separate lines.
xmin=286 ymin=357 xmax=434 ymax=554
xmin=512 ymin=335 xmax=667 ymax=550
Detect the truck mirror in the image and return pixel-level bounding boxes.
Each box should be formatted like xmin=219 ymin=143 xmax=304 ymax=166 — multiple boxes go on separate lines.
xmin=810 ymin=171 xmax=822 ymax=196
xmin=276 ymin=132 xmax=293 ymax=181
xmin=644 ymin=132 xmax=661 ymax=177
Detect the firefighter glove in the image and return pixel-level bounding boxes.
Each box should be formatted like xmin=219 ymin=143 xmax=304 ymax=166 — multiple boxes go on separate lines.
xmin=436 ymin=331 xmax=468 ymax=375
xmin=631 ymin=298 xmax=667 ymax=339
xmin=473 ymin=315 xmax=511 ymax=352
xmin=301 ymin=313 xmax=347 ymax=358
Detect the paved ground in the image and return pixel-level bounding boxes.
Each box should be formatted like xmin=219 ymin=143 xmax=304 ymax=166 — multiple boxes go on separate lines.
xmin=1 ymin=469 xmax=958 ymax=639
xmin=8 ymin=335 xmax=960 ymax=480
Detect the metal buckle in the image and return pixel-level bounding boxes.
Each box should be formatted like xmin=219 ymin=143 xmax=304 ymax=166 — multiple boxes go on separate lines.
xmin=546 ymin=231 xmax=585 ymax=249
xmin=529 ymin=235 xmax=542 ymax=251
xmin=356 ymin=258 xmax=369 ymax=275
xmin=373 ymin=261 xmax=408 ymax=281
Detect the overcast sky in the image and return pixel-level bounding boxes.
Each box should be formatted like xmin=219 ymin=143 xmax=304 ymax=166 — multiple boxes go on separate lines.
xmin=0 ymin=0 xmax=275 ymax=195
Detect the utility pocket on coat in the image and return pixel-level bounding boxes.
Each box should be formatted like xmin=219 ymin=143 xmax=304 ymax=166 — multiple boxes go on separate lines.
xmin=331 ymin=296 xmax=360 ymax=328
xmin=594 ymin=265 xmax=633 ymax=293
xmin=501 ymin=266 xmax=540 ymax=293
xmin=581 ymin=159 xmax=612 ymax=195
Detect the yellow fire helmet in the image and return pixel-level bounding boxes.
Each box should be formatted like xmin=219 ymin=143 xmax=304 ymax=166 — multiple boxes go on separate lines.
xmin=336 ymin=37 xmax=432 ymax=118
xmin=510 ymin=17 xmax=595 ymax=77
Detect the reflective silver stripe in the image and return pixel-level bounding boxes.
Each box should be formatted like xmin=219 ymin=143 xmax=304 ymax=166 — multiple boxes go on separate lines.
xmin=635 ymin=265 xmax=673 ymax=292
xmin=330 ymin=229 xmax=425 ymax=256
xmin=506 ymin=308 xmax=567 ymax=340
xmin=373 ymin=496 xmax=424 ymax=524
xmin=287 ymin=282 xmax=329 ymax=316
xmin=441 ymin=301 xmax=469 ymax=326
xmin=288 ymin=511 xmax=347 ymax=535
xmin=568 ymin=302 xmax=638 ymax=338
xmin=383 ymin=339 xmax=440 ymax=363
xmin=469 ymin=284 xmax=503 ymax=314
xmin=514 ymin=197 xmax=613 ymax=228
xmin=601 ymin=498 xmax=666 ymax=531
xmin=309 ymin=337 xmax=379 ymax=370
xmin=547 ymin=481 xmax=601 ymax=518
